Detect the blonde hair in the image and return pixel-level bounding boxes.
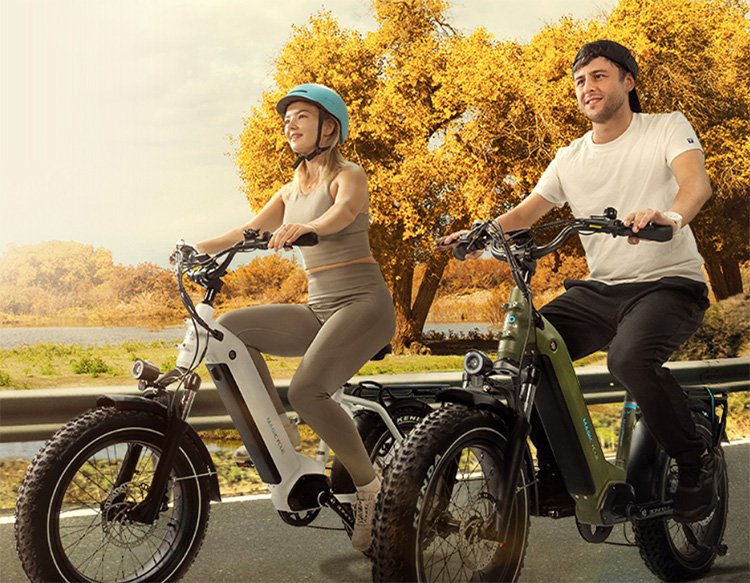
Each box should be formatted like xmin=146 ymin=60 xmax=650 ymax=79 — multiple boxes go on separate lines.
xmin=292 ymin=114 xmax=351 ymax=193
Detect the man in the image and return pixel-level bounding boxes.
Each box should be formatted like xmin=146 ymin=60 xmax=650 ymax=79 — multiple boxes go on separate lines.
xmin=441 ymin=40 xmax=715 ymax=522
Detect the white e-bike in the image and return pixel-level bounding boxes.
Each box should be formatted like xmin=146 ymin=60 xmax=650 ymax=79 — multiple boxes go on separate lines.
xmin=14 ymin=230 xmax=436 ymax=583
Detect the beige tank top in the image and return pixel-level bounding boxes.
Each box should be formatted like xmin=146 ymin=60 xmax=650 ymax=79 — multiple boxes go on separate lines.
xmin=282 ymin=179 xmax=372 ymax=270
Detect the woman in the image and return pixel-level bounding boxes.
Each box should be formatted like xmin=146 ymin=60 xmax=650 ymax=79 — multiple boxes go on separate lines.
xmin=195 ymin=84 xmax=395 ymax=552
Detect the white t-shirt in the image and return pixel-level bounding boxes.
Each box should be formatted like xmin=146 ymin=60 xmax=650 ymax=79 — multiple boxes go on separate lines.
xmin=534 ymin=112 xmax=706 ymax=284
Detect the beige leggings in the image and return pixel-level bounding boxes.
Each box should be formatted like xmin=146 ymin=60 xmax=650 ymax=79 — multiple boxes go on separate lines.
xmin=217 ymin=263 xmax=396 ymax=486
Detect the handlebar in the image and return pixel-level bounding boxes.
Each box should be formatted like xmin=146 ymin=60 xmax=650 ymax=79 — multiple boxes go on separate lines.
xmin=173 ymin=229 xmax=318 ymax=287
xmin=451 ymin=207 xmax=672 ymax=263
xmin=170 ymin=229 xmax=319 ymax=340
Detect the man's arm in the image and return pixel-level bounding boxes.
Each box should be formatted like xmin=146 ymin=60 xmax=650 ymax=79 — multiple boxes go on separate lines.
xmin=438 ymin=192 xmax=556 ymax=248
xmin=496 ymin=192 xmax=557 ymax=232
xmin=623 ymin=149 xmax=712 ymax=240
xmin=667 ymin=149 xmax=713 ymax=224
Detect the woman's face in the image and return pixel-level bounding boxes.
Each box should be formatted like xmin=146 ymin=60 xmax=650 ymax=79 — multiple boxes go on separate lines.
xmin=283 ymin=101 xmax=336 ymax=154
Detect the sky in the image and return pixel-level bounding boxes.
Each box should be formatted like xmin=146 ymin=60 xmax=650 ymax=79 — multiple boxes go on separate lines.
xmin=0 ymin=0 xmax=615 ymax=268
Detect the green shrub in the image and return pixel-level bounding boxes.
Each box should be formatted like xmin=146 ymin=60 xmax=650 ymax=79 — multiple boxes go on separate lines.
xmin=0 ymin=370 xmax=12 ymax=387
xmin=673 ymin=294 xmax=750 ymax=360
xmin=71 ymin=356 xmax=114 ymax=377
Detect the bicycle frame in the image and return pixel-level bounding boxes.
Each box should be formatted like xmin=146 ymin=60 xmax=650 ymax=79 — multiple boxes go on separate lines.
xmin=176 ymin=302 xmax=406 ymax=513
xmin=496 ymin=287 xmax=628 ymax=526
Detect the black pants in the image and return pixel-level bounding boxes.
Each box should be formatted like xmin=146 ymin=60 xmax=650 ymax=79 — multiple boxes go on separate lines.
xmin=537 ymin=276 xmax=710 ymax=462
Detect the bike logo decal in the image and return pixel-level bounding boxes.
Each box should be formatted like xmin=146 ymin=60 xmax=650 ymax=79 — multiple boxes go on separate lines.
xmin=582 ymin=417 xmax=600 ymax=461
xmin=266 ymin=417 xmax=285 ymax=454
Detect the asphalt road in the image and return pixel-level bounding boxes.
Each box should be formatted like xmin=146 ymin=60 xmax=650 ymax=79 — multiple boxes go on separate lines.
xmin=1 ymin=443 xmax=748 ymax=582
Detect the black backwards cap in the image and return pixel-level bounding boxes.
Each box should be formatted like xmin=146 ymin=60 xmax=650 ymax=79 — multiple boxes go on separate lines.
xmin=572 ymin=40 xmax=642 ymax=113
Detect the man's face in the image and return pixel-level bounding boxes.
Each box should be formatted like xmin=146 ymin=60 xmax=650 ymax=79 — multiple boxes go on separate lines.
xmin=573 ymin=56 xmax=634 ymax=123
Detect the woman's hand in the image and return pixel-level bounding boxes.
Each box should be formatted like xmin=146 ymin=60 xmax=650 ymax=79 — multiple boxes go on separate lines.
xmin=268 ymin=223 xmax=317 ymax=251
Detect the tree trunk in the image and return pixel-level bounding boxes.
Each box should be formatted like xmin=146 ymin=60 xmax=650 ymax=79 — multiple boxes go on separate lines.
xmin=390 ymin=253 xmax=452 ymax=352
xmin=410 ymin=251 xmax=451 ymax=334
xmin=703 ymin=253 xmax=744 ymax=300
xmin=391 ymin=263 xmax=417 ymax=352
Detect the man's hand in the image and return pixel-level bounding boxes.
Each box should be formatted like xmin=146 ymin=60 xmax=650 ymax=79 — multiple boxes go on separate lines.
xmin=436 ymin=230 xmax=482 ymax=259
xmin=622 ymin=208 xmax=678 ymax=245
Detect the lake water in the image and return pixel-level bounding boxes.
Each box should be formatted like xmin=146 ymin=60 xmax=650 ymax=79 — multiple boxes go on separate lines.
xmin=0 ymin=322 xmax=493 ymax=349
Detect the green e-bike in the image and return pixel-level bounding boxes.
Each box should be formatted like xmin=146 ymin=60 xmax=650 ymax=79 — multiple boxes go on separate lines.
xmin=372 ymin=209 xmax=729 ymax=582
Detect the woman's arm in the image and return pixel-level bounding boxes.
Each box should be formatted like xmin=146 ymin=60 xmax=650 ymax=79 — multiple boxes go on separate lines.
xmin=196 ymin=188 xmax=286 ymax=255
xmin=309 ymin=165 xmax=368 ymax=235
xmin=268 ymin=166 xmax=368 ymax=250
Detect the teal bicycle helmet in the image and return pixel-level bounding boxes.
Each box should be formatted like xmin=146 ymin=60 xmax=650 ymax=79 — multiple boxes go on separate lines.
xmin=276 ymin=83 xmax=349 ymax=168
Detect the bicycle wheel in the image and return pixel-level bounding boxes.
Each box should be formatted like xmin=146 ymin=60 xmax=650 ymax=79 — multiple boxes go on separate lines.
xmin=372 ymin=404 xmax=530 ymax=583
xmin=15 ymin=407 xmax=211 ymax=583
xmin=633 ymin=416 xmax=728 ymax=581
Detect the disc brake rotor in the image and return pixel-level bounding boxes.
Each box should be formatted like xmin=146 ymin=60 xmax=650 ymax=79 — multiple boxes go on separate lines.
xmin=100 ymin=483 xmax=159 ymax=547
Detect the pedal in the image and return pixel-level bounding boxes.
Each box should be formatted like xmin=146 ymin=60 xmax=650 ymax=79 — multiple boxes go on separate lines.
xmin=318 ymin=490 xmax=354 ymax=532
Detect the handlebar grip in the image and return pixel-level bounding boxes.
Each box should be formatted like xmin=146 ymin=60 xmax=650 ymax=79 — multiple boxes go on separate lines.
xmin=631 ymin=223 xmax=673 ymax=242
xmin=292 ymin=232 xmax=319 ymax=247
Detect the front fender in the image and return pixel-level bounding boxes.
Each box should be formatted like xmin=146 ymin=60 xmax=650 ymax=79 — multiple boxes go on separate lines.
xmin=435 ymin=387 xmax=510 ymax=418
xmin=96 ymin=393 xmax=221 ymax=502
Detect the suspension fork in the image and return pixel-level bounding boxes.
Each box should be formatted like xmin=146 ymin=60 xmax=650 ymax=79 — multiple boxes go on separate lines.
xmin=127 ymin=383 xmax=200 ymax=524
xmin=491 ymin=364 xmax=539 ymax=540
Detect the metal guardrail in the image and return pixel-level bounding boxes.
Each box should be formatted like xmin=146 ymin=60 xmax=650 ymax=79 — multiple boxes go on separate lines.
xmin=1 ymin=358 xmax=747 ymax=443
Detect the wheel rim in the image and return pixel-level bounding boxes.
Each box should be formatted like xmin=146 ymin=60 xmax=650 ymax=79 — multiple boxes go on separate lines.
xmin=415 ymin=427 xmax=528 ymax=582
xmin=663 ymin=449 xmax=727 ymax=565
xmin=48 ymin=429 xmax=197 ymax=582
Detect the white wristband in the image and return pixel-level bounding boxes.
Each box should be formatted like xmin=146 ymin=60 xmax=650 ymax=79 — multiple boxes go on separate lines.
xmin=663 ymin=210 xmax=683 ymax=231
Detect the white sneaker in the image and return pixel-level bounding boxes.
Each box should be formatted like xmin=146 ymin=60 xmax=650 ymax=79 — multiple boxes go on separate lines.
xmin=233 ymin=414 xmax=301 ymax=466
xmin=351 ymin=477 xmax=381 ymax=552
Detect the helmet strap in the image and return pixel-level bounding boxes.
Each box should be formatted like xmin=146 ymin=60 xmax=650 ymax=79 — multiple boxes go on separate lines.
xmin=291 ymin=106 xmax=331 ymax=169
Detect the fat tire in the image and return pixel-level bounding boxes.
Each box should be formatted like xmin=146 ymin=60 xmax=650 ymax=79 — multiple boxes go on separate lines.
xmin=15 ymin=407 xmax=211 ymax=583
xmin=372 ymin=404 xmax=530 ymax=583
xmin=633 ymin=415 xmax=728 ymax=581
